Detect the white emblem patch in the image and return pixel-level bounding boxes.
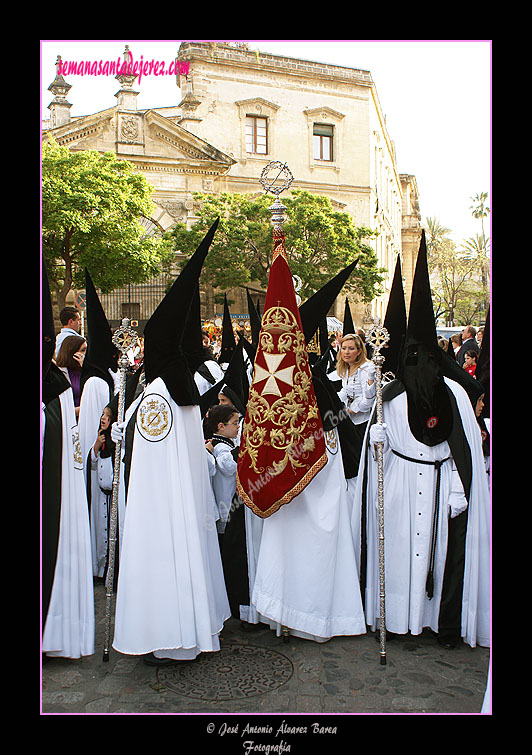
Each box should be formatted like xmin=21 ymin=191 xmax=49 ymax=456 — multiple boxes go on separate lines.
xmin=136 ymin=394 xmax=173 ymax=442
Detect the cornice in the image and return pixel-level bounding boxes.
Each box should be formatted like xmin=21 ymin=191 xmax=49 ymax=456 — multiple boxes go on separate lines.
xmin=178 ymin=42 xmax=373 ymax=88
xmin=42 ymin=108 xmax=115 ymax=144
xmin=144 ymin=109 xmax=235 ymax=166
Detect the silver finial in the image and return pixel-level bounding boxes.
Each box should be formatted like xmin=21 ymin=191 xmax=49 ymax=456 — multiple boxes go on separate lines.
xmin=260 ymin=161 xmax=294 ymax=232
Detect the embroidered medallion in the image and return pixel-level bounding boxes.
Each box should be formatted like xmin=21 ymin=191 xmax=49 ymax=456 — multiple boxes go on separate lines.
xmin=136 ymin=394 xmax=173 ymax=442
xmin=426 ymin=416 xmax=438 ymax=429
xmin=325 ymin=429 xmax=338 ymax=454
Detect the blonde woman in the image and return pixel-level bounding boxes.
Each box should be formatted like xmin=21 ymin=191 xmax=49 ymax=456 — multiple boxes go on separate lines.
xmin=332 ymin=334 xmax=376 ymax=427
xmin=328 ymin=333 xmax=376 ymax=553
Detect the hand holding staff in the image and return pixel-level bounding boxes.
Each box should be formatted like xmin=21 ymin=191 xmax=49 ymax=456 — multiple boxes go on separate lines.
xmin=103 ymin=318 xmax=138 ymax=662
xmin=367 ymin=318 xmax=390 ymax=665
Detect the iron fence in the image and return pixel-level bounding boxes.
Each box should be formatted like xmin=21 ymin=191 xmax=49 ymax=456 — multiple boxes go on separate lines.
xmin=96 ymin=273 xmax=171 ymax=332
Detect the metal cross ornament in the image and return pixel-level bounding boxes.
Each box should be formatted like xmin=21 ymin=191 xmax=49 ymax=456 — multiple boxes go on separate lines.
xmin=367 ymin=319 xmax=390 ymax=356
xmin=112 ymin=318 xmax=138 ymax=365
xmin=259 ymin=161 xmax=294 ymax=196
xmin=260 ymin=161 xmax=294 ymax=240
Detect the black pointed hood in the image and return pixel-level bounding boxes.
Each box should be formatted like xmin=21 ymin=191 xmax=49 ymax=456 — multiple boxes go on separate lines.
xmin=318 ymin=317 xmax=330 ymax=356
xmin=299 ymin=260 xmax=358 ymax=345
xmin=200 ymin=338 xmax=248 ymax=417
xmin=343 ymin=296 xmax=355 ymax=336
xmin=218 ymin=294 xmax=237 ymax=364
xmin=397 ymin=230 xmax=453 ymax=446
xmin=219 ymin=337 xmax=249 ymax=415
xmin=181 ymin=282 xmax=212 ymax=374
xmin=80 ymin=269 xmax=118 ymax=394
xmin=382 ymin=255 xmax=407 ymax=377
xmin=246 ymin=288 xmax=262 ymax=349
xmin=143 ymin=219 xmax=219 ymax=405
xmin=405 ymin=231 xmax=440 ymax=350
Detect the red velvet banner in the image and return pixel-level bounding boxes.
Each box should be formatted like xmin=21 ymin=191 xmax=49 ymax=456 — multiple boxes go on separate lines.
xmin=236 ymin=230 xmax=327 ymax=518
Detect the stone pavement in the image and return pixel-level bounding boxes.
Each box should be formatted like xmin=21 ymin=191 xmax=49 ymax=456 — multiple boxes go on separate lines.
xmin=41 ymin=580 xmax=490 ymax=721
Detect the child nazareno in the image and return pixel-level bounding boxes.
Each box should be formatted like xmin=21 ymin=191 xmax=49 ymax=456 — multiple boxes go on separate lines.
xmin=204 ymin=403 xmax=241 ymax=534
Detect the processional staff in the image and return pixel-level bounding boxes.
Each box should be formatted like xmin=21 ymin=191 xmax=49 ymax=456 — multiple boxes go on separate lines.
xmin=103 ymin=317 xmax=138 ymax=662
xmin=367 ymin=317 xmax=390 ymax=665
xmin=258 ymin=160 xmax=295 ymax=643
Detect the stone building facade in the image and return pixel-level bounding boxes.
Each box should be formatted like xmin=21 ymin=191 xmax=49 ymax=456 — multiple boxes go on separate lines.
xmin=43 ymin=42 xmax=421 ymax=330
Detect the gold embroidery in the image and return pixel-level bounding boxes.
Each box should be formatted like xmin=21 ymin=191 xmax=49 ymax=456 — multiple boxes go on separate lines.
xmin=137 ymin=395 xmax=172 ymax=441
xmin=71 ymin=427 xmax=83 ymax=469
xmin=241 ymin=304 xmax=323 ymax=479
xmin=307 ymin=331 xmax=319 ymax=354
xmin=325 ymin=429 xmax=338 ymax=454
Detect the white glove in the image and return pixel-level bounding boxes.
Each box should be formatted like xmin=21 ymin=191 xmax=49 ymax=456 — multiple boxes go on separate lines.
xmin=448 ymin=467 xmax=468 ymax=518
xmin=111 ymin=420 xmax=126 ymax=444
xmin=108 ymin=368 xmax=122 ymax=395
xmin=369 ymin=423 xmax=387 ymax=445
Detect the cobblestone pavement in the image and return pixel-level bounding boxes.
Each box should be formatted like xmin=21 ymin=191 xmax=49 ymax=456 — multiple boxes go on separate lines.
xmin=42 ymin=580 xmax=490 ymax=721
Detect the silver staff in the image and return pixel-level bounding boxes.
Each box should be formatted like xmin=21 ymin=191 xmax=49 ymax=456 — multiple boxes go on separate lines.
xmin=367 ymin=318 xmax=390 ymax=665
xmin=103 ymin=317 xmax=138 ymax=662
xmin=260 ymin=161 xmax=294 ymax=644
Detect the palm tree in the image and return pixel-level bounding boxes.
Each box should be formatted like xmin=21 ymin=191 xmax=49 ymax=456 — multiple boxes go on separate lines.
xmin=424 ymin=216 xmax=452 ymax=248
xmin=469 ymin=192 xmax=490 ymax=242
xmin=424 ymin=216 xmax=452 ymax=272
xmin=461 ymin=233 xmax=490 ymax=316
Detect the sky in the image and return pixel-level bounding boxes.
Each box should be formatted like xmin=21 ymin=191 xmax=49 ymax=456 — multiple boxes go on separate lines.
xmin=40 ymin=39 xmax=491 ymax=245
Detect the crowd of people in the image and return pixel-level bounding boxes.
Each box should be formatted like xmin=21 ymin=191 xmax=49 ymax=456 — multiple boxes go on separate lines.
xmin=42 ymin=226 xmax=490 ymax=712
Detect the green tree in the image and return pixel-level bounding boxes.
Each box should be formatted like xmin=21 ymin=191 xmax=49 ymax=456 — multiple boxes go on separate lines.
xmin=42 ymin=137 xmax=173 ymax=309
xmin=170 ymin=190 xmax=385 ymax=304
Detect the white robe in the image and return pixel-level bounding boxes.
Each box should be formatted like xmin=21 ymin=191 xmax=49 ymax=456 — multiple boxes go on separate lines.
xmin=251 ymin=427 xmax=367 ymax=641
xmin=78 ymin=375 xmax=113 ymax=469
xmin=357 ymin=377 xmax=490 ymax=648
xmin=42 ymin=389 xmax=95 ymax=658
xmin=239 ymin=504 xmax=263 ymax=625
xmin=88 ymin=449 xmax=113 ymax=578
xmin=112 ymin=377 xmax=231 ymax=660
xmin=78 ymin=375 xmax=116 ymax=576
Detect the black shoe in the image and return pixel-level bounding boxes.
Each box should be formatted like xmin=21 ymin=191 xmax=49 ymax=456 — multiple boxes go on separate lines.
xmin=437 ymin=635 xmax=459 ymax=649
xmin=143 ymin=652 xmax=178 ymax=667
